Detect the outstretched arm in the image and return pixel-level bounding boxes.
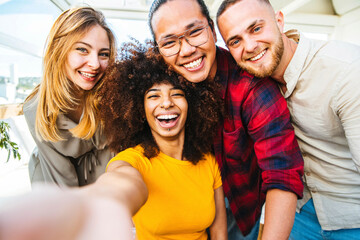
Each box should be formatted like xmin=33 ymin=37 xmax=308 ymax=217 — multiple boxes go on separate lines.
xmin=0 ymin=161 xmax=148 ymax=240
xmin=84 ymin=160 xmax=148 ymax=215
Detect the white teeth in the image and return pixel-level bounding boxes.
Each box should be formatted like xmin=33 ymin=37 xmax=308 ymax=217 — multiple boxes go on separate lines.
xmin=80 ymin=72 xmax=96 ymax=78
xmin=250 ymin=50 xmax=266 ymax=61
xmin=183 ymin=58 xmax=202 ymax=69
xmin=157 ymin=114 xmax=178 ymax=120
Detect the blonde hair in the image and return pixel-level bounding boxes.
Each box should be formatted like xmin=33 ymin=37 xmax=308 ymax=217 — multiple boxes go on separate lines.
xmin=25 ymin=6 xmax=117 ymax=142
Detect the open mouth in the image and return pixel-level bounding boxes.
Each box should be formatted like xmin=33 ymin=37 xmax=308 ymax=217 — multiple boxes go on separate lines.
xmin=249 ymin=49 xmax=266 ymax=62
xmin=156 ymin=114 xmax=179 ymax=128
xmin=79 ymin=71 xmax=97 ymax=80
xmin=183 ymin=57 xmax=203 ymax=71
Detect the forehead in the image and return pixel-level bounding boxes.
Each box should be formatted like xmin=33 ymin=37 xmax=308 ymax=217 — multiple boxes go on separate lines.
xmin=151 ymin=0 xmax=208 ymax=39
xmin=146 ymin=82 xmax=177 ymax=91
xmin=77 ymin=25 xmax=109 ymax=45
xmin=218 ymin=0 xmax=272 ymax=34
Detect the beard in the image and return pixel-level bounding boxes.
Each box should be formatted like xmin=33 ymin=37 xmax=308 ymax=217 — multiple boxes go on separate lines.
xmin=238 ymin=31 xmax=284 ymax=78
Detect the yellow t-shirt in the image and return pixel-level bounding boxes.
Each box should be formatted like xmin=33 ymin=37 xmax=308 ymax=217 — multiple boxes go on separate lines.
xmin=107 ymin=145 xmax=222 ymax=240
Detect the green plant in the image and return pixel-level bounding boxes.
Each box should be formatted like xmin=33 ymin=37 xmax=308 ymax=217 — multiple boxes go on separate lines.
xmin=0 ymin=121 xmax=21 ymax=161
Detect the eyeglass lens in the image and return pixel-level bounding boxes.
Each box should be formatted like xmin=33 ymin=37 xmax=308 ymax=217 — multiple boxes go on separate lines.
xmin=158 ymin=26 xmax=209 ymax=57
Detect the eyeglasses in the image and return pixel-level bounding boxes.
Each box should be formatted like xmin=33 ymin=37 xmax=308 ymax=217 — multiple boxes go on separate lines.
xmin=157 ymin=25 xmax=209 ymax=57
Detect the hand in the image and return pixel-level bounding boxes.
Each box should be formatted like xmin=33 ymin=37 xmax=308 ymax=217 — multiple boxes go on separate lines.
xmin=0 ymin=185 xmax=134 ymax=240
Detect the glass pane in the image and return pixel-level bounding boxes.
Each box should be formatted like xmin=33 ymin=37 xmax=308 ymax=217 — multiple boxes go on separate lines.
xmin=0 ymin=0 xmax=61 ymax=104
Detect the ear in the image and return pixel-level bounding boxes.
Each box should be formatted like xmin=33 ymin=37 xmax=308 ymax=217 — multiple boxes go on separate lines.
xmin=275 ymin=11 xmax=285 ymax=33
xmin=209 ymin=19 xmax=217 ymax=43
xmin=212 ymin=28 xmax=217 ymax=43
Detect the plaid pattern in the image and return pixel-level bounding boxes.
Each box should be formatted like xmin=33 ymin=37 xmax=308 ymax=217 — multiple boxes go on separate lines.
xmin=214 ymin=47 xmax=304 ymax=235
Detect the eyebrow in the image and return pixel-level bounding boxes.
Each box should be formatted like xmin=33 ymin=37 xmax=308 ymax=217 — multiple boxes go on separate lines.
xmin=145 ymin=89 xmax=160 ymax=94
xmin=145 ymin=87 xmax=181 ymax=94
xmin=75 ymin=41 xmax=110 ymax=51
xmin=226 ymin=19 xmax=262 ymax=45
xmin=160 ymin=20 xmax=205 ymax=39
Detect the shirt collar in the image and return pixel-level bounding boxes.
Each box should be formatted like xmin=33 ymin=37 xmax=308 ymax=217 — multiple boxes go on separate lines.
xmin=57 ymin=112 xmax=78 ymax=130
xmin=283 ymin=32 xmax=310 ymax=98
xmin=215 ymin=46 xmax=236 ymax=100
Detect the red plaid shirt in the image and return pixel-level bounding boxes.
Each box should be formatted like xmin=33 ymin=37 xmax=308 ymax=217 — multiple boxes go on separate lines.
xmin=214 ymin=47 xmax=304 ymax=235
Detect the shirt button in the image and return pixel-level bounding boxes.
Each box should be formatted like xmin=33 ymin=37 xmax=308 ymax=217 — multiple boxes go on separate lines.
xmin=306 ymin=172 xmax=311 ymax=176
xmin=311 ymin=190 xmax=317 ymax=193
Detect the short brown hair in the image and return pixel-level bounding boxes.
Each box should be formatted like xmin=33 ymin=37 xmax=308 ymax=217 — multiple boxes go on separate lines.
xmin=217 ymin=0 xmax=271 ymax=22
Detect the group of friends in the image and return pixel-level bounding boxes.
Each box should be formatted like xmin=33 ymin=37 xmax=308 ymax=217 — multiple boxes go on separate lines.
xmin=0 ymin=0 xmax=359 ymax=239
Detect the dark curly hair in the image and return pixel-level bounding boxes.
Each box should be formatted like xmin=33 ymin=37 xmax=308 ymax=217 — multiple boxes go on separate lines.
xmin=99 ymin=40 xmax=222 ymax=164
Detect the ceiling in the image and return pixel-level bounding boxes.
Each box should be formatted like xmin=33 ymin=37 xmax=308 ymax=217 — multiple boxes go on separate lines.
xmin=49 ymin=0 xmax=360 ymax=35
xmin=50 ymin=0 xmax=360 ymax=20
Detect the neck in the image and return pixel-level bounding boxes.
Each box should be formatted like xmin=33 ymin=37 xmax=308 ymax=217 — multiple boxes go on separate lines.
xmin=271 ymin=34 xmax=298 ymax=92
xmin=153 ymin=130 xmax=185 ymax=160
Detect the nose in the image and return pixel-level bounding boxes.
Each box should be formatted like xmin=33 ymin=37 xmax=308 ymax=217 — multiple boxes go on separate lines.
xmin=160 ymin=96 xmax=174 ymax=109
xmin=87 ymin=53 xmax=100 ymax=70
xmin=243 ymin=37 xmax=257 ymax=53
xmin=178 ymin=38 xmax=196 ymax=57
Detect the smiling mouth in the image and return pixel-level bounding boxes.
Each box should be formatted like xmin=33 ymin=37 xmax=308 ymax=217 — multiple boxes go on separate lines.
xmin=249 ymin=49 xmax=266 ymax=61
xmin=79 ymin=71 xmax=97 ymax=79
xmin=183 ymin=57 xmax=203 ymax=70
xmin=156 ymin=114 xmax=179 ymax=128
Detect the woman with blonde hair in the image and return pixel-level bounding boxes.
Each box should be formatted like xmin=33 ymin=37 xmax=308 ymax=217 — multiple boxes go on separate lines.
xmin=23 ymin=6 xmax=117 ymax=186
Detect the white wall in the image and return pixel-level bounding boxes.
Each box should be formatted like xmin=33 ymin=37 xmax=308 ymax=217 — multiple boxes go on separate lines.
xmin=332 ymin=6 xmax=360 ymax=45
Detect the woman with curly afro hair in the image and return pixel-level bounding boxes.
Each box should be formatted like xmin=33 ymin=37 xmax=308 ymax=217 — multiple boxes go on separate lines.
xmin=98 ymin=41 xmax=227 ymax=240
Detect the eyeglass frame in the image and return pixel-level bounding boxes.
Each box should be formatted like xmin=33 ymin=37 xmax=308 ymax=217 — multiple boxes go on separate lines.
xmin=156 ymin=25 xmax=210 ymax=57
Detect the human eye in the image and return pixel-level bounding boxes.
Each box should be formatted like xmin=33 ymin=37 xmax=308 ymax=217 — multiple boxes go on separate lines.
xmin=146 ymin=93 xmax=160 ymax=99
xmin=228 ymin=39 xmax=240 ymax=48
xmin=76 ymin=47 xmax=88 ymax=53
xmin=159 ymin=38 xmax=177 ymax=49
xmin=99 ymin=51 xmax=110 ymax=58
xmin=188 ymin=26 xmax=204 ymax=37
xmin=253 ymin=26 xmax=262 ymax=33
xmin=171 ymin=90 xmax=185 ymax=97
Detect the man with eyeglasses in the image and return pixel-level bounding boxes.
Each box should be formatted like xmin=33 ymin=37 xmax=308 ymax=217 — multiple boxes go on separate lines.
xmin=148 ymin=0 xmax=304 ymax=239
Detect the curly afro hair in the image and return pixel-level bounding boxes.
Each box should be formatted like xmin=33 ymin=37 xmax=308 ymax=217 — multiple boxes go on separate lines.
xmin=98 ymin=40 xmax=223 ymax=164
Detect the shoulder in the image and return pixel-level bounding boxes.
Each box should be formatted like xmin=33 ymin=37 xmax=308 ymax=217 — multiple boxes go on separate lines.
xmin=108 ymin=146 xmax=146 ymax=167
xmin=23 ymin=92 xmax=38 ymax=115
xmin=113 ymin=146 xmax=144 ymax=160
xmin=199 ymin=153 xmax=219 ymax=170
xmin=23 ymin=92 xmax=39 ymax=128
xmin=215 ymin=46 xmax=239 ymax=75
xmin=310 ymin=39 xmax=360 ymax=65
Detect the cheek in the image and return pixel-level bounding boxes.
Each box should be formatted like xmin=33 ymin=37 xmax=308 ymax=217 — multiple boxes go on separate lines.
xmin=100 ymin=59 xmax=109 ymax=71
xmin=66 ymin=52 xmax=81 ymax=70
xmin=181 ymin=101 xmax=188 ymax=119
xmin=229 ymin=49 xmax=240 ymax=61
xmin=162 ymin=56 xmax=177 ymax=68
xmin=205 ymin=33 xmax=217 ymax=53
xmin=144 ymin=102 xmax=155 ymax=120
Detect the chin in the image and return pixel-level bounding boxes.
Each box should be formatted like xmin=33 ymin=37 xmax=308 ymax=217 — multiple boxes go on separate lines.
xmin=185 ymin=74 xmax=207 ymax=83
xmin=240 ymin=64 xmax=273 ymax=78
